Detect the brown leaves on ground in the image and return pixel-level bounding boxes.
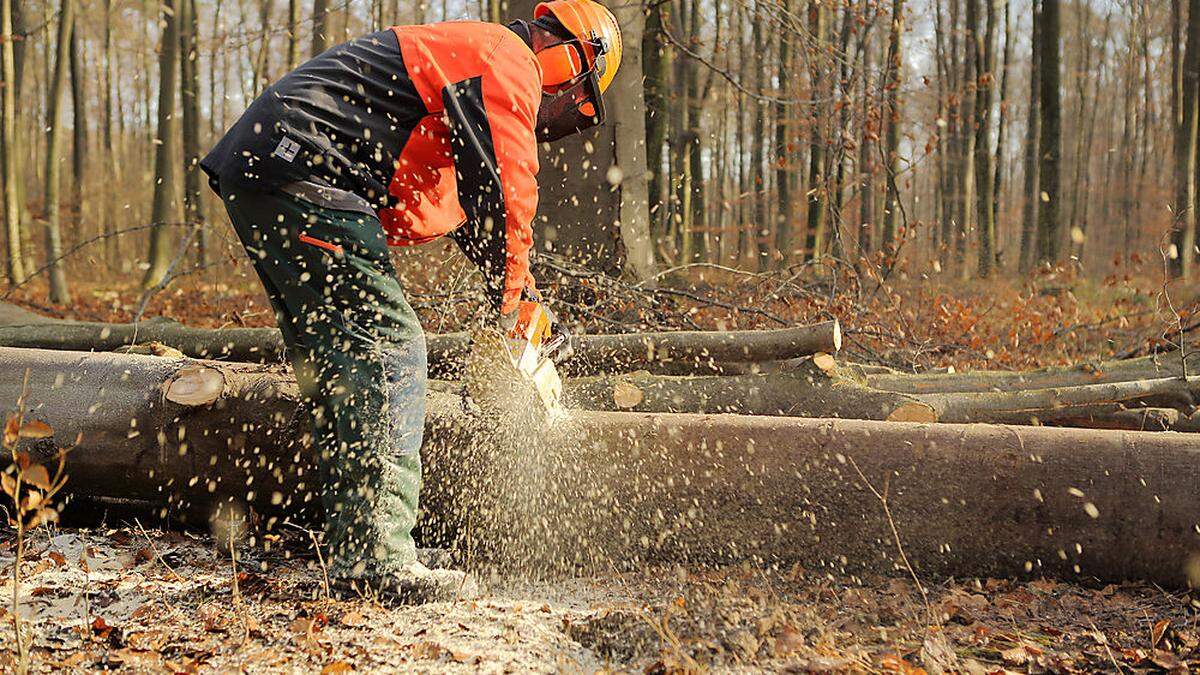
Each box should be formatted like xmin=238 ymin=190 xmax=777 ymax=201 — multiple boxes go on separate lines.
xmin=2 ymin=527 xmax=1196 ymax=672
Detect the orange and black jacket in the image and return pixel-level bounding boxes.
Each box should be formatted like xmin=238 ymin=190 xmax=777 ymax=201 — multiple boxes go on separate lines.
xmin=201 ymin=22 xmax=541 ymax=313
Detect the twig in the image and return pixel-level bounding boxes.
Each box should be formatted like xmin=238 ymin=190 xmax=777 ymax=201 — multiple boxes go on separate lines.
xmin=846 ymin=455 xmax=930 ymax=614
xmin=133 ymin=518 xmax=184 ymax=581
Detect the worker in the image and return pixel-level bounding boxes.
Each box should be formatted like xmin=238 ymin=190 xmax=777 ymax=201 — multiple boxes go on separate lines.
xmin=200 ymin=1 xmax=621 ymax=603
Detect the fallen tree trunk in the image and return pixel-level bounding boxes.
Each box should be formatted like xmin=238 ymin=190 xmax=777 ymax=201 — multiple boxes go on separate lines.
xmin=560 ymin=360 xmax=1196 ymax=430
xmin=562 ymin=359 xmax=934 ymax=421
xmin=3 ymin=347 xmax=1199 ymax=587
xmin=866 ymin=353 xmax=1200 ymax=394
xmin=0 ymin=318 xmax=840 ymax=377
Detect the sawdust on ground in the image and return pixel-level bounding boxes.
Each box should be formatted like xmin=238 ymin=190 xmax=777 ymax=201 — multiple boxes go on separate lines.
xmin=1 ymin=526 xmax=1197 ymax=673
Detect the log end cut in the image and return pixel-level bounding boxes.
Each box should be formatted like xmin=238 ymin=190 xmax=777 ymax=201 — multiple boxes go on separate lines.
xmin=164 ymin=365 xmax=226 ymax=406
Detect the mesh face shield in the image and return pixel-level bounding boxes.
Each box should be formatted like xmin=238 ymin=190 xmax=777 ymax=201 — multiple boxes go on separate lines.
xmin=535 ymin=68 xmax=606 ymax=143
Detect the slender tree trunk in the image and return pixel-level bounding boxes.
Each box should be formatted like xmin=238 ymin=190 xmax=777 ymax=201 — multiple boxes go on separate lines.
xmin=180 ymin=0 xmax=204 ymax=266
xmin=287 ymin=0 xmax=301 ymax=70
xmin=991 ymin=0 xmax=1012 ymax=250
xmin=311 ymin=0 xmax=331 ymax=57
xmin=1175 ymin=0 xmax=1200 ymax=278
xmin=141 ymin=0 xmax=182 ymax=289
xmin=881 ymin=0 xmax=904 ymax=252
xmin=749 ymin=4 xmax=766 ymax=270
xmin=69 ymin=6 xmax=87 ymax=234
xmin=102 ymin=0 xmax=119 ymax=269
xmin=641 ymin=0 xmax=669 ymax=264
xmin=972 ymin=0 xmax=997 ymax=277
xmin=803 ymin=0 xmax=827 ymax=262
xmin=1 ymin=0 xmax=25 ymax=284
xmin=772 ymin=0 xmax=794 ymax=264
xmin=43 ymin=0 xmax=74 ymax=304
xmin=1034 ymin=0 xmax=1062 ymax=265
xmin=1019 ymin=0 xmax=1041 ymax=272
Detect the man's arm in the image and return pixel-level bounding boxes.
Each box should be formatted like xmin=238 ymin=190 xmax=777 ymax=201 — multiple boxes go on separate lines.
xmin=442 ymin=38 xmax=542 ymax=314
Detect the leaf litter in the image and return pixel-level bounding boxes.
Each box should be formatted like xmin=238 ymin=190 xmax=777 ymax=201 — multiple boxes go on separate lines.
xmin=1 ymin=526 xmax=1197 ymax=672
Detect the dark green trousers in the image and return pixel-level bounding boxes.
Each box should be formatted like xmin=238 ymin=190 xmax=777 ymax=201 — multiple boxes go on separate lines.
xmin=220 ymin=185 xmax=425 ymax=578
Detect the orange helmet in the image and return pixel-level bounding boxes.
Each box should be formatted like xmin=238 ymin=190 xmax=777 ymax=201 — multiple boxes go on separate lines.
xmin=533 ymin=0 xmax=622 ymax=93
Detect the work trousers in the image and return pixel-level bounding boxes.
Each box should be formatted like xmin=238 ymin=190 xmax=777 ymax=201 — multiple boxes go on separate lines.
xmin=219 ymin=184 xmax=426 ymax=578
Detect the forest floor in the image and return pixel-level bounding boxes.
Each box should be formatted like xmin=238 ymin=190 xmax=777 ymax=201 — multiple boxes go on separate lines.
xmin=1 ymin=527 xmax=1197 ymax=673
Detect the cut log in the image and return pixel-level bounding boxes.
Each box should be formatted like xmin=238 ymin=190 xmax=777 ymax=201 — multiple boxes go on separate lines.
xmin=866 ymin=353 xmax=1200 ymax=394
xmin=0 ymin=318 xmax=841 ymax=377
xmin=3 ymin=347 xmax=1200 ymax=586
xmin=563 ymin=359 xmax=932 ymax=420
xmin=923 ymin=376 xmax=1200 ymax=423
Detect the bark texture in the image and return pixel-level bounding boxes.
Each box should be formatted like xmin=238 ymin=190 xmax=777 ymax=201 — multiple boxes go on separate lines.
xmin=5 ymin=347 xmax=1200 ymax=587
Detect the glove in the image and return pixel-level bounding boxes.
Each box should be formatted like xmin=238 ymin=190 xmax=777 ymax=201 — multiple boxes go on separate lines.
xmin=500 ymin=299 xmax=555 ymax=348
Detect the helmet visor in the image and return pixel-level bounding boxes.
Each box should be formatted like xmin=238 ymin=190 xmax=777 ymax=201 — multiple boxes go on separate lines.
xmin=535 ymin=69 xmax=606 ymax=142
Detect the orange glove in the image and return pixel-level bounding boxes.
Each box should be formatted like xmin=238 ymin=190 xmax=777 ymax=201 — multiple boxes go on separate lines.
xmin=509 ymin=300 xmax=554 ymax=348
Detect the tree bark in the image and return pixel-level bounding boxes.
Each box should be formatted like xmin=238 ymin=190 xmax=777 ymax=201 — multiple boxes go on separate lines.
xmin=42 ymin=0 xmax=73 ymax=304
xmin=1034 ymin=0 xmax=1062 ymax=265
xmin=880 ymin=0 xmax=904 ymax=251
xmin=7 ymin=347 xmax=1200 ymax=586
xmin=1 ymin=0 xmax=25 ymax=284
xmin=311 ymin=0 xmax=331 ymax=57
xmin=0 ymin=316 xmax=842 ymax=375
xmin=972 ymin=0 xmax=997 ymax=277
xmin=1018 ymin=0 xmax=1040 ymax=273
xmin=141 ymin=0 xmax=182 ymax=289
xmin=1174 ymin=0 xmax=1200 ymax=277
xmin=180 ymin=0 xmax=204 ymax=265
xmin=68 ymin=4 xmax=86 ymax=235
xmin=866 ymin=353 xmax=1200 ymax=394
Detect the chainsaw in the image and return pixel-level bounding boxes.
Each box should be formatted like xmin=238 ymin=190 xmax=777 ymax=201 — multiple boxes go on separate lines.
xmin=464 ymin=299 xmax=571 ymax=416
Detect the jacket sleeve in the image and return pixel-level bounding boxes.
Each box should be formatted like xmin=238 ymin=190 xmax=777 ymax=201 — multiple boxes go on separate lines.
xmin=442 ymin=36 xmax=541 ymax=314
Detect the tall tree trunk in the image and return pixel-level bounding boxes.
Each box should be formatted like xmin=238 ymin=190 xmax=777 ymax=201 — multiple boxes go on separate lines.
xmin=1 ymin=0 xmax=25 ymax=284
xmin=1018 ymin=0 xmax=1040 ymax=273
xmin=991 ymin=0 xmax=1012 ymax=248
xmin=972 ymin=0 xmax=997 ymax=277
xmin=641 ymin=0 xmax=668 ymax=263
xmin=1034 ymin=0 xmax=1062 ymax=266
xmin=287 ymin=0 xmax=301 ymax=70
xmin=141 ymin=0 xmax=182 ymax=289
xmin=43 ymin=0 xmax=73 ymax=304
xmin=180 ymin=0 xmax=204 ymax=266
xmin=880 ymin=0 xmax=904 ymax=253
xmin=749 ymin=4 xmax=766 ymax=270
xmin=1177 ymin=2 xmax=1200 ymax=278
xmin=102 ymin=0 xmax=119 ymax=269
xmin=772 ymin=0 xmax=794 ymax=264
xmin=69 ymin=5 xmax=87 ymax=233
xmin=803 ymin=0 xmax=827 ymax=263
xmin=311 ymin=0 xmax=331 ymax=57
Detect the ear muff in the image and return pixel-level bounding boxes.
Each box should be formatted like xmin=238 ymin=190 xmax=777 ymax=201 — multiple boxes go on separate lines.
xmin=537 ymin=43 xmax=584 ymax=90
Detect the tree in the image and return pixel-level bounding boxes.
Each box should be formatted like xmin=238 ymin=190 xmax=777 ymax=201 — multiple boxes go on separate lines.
xmin=1034 ymin=0 xmax=1061 ymax=266
xmin=803 ymin=0 xmax=828 ymax=263
xmin=287 ymin=0 xmax=301 ymax=70
xmin=880 ymin=0 xmax=905 ymax=252
xmin=141 ymin=0 xmax=182 ymax=289
xmin=180 ymin=0 xmax=204 ymax=265
xmin=312 ymin=0 xmax=332 ymax=57
xmin=1173 ymin=0 xmax=1200 ymax=278
xmin=1018 ymin=0 xmax=1041 ymax=272
xmin=1 ymin=0 xmax=24 ymax=284
xmin=972 ymin=0 xmax=997 ymax=276
xmin=641 ymin=0 xmax=669 ymax=261
xmin=42 ymin=0 xmax=74 ymax=303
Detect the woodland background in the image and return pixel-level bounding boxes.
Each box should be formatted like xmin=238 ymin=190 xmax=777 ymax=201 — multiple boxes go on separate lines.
xmin=0 ymin=0 xmax=1195 ymax=368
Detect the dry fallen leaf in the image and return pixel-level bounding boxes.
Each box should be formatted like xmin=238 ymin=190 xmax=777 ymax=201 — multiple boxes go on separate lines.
xmin=321 ymin=660 xmax=354 ymax=673
xmin=23 ymin=464 xmax=51 ymax=490
xmin=18 ymin=419 xmax=54 ymax=439
xmin=1152 ymin=619 xmax=1171 ymax=648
